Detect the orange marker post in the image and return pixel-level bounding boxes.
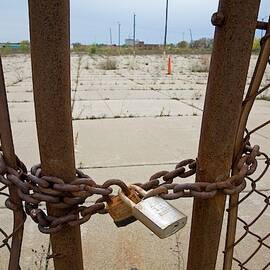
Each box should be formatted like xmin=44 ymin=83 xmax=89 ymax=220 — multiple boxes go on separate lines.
xmin=167 ymin=55 xmax=172 ymax=75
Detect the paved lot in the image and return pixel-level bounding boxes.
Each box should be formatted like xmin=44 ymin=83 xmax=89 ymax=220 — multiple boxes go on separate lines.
xmin=0 ymin=54 xmax=269 ymax=269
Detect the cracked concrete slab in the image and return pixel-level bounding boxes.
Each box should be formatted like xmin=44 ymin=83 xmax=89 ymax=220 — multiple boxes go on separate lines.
xmin=0 ymin=54 xmax=269 ymax=270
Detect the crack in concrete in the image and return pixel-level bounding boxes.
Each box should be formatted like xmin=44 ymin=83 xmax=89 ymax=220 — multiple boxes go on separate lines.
xmin=79 ymin=161 xmax=180 ymax=170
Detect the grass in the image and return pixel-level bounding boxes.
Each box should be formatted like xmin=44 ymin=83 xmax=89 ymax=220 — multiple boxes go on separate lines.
xmin=191 ymin=56 xmax=210 ymax=73
xmin=74 ymin=132 xmax=79 ymax=146
xmin=257 ymin=94 xmax=270 ymax=101
xmin=14 ymin=70 xmax=24 ymax=83
xmin=30 ymin=243 xmax=51 ymax=270
xmin=71 ymin=54 xmax=83 ymax=112
xmin=84 ymin=62 xmax=90 ymax=70
xmin=0 ymin=44 xmax=262 ymax=57
xmin=159 ymin=107 xmax=171 ymax=117
xmin=72 ymin=45 xmax=213 ymax=56
xmin=72 ymin=113 xmax=189 ymax=121
xmin=99 ymin=57 xmax=117 ymax=70
xmin=192 ymin=90 xmax=203 ymax=100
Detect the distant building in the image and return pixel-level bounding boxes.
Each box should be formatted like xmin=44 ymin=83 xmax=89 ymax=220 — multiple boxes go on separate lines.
xmin=0 ymin=43 xmax=21 ymax=49
xmin=123 ymin=39 xmax=162 ymax=50
xmin=125 ymin=38 xmax=143 ymax=46
xmin=137 ymin=43 xmax=161 ymax=50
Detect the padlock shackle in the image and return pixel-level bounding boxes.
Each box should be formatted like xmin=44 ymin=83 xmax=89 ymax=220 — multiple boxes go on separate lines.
xmin=102 ymin=179 xmax=131 ymax=196
xmin=129 ymin=185 xmax=147 ymax=197
xmin=118 ymin=185 xmax=147 ymax=208
xmin=118 ymin=189 xmax=135 ymax=208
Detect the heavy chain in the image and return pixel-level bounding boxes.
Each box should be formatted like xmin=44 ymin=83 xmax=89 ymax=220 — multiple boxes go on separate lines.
xmin=0 ymin=143 xmax=261 ymax=234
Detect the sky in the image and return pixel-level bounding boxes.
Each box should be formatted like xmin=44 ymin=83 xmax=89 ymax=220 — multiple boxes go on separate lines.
xmin=0 ymin=0 xmax=270 ymax=45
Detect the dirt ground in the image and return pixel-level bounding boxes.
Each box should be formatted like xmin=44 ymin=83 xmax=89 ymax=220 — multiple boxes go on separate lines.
xmin=0 ymin=54 xmax=269 ymax=270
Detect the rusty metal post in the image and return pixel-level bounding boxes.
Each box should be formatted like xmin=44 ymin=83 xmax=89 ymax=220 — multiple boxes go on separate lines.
xmin=187 ymin=1 xmax=261 ymax=270
xmin=0 ymin=58 xmax=25 ymax=270
xmin=223 ymin=20 xmax=270 ymax=270
xmin=28 ymin=1 xmax=83 ymax=269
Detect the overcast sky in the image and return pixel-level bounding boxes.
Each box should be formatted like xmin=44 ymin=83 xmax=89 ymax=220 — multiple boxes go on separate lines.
xmin=0 ymin=0 xmax=269 ymax=44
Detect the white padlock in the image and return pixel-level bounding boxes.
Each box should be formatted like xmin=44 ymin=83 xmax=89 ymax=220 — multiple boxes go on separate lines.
xmin=118 ymin=185 xmax=187 ymax=239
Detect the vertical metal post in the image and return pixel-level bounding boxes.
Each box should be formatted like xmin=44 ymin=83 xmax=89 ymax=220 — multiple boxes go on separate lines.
xmin=187 ymin=1 xmax=260 ymax=270
xmin=189 ymin=29 xmax=193 ymax=47
xmin=133 ymin=13 xmax=136 ymax=55
xmin=110 ymin=28 xmax=113 ymax=46
xmin=164 ymin=0 xmax=169 ymax=54
xmin=28 ymin=1 xmax=83 ymax=269
xmin=0 ymin=58 xmax=25 ymax=270
xmin=118 ymin=22 xmax=121 ymax=48
xmin=224 ymin=20 xmax=270 ymax=270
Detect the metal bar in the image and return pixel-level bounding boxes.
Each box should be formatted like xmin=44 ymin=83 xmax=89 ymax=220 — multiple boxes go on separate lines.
xmin=0 ymin=57 xmax=25 ymax=270
xmin=133 ymin=13 xmax=136 ymax=54
xmin=28 ymin=1 xmax=84 ymax=269
xmin=257 ymin=20 xmax=268 ymax=30
xmin=186 ymin=1 xmax=261 ymax=270
xmin=164 ymin=0 xmax=169 ymax=54
xmin=223 ymin=21 xmax=270 ymax=270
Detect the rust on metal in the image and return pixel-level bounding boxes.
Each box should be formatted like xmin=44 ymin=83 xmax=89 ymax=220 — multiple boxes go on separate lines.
xmin=224 ymin=130 xmax=270 ymax=270
xmin=1 ymin=144 xmax=261 ymax=237
xmin=187 ymin=1 xmax=261 ymax=270
xmin=28 ymin=0 xmax=83 ymax=269
xmin=0 ymin=57 xmax=25 ymax=270
xmin=211 ymin=12 xmax=225 ymax=27
xmin=0 ymin=0 xmax=269 ymax=268
xmin=224 ymin=21 xmax=270 ymax=270
xmin=257 ymin=20 xmax=269 ymax=30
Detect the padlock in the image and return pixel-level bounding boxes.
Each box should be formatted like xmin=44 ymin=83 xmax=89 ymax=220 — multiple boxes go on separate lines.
xmin=107 ymin=186 xmax=141 ymax=227
xmin=118 ymin=185 xmax=187 ymax=239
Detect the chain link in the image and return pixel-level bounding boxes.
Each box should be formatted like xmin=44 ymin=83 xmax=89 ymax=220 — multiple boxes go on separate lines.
xmin=0 ymin=143 xmax=261 ymax=234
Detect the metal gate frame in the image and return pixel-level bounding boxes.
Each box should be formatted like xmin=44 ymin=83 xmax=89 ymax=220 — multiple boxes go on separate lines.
xmin=0 ymin=0 xmax=269 ymax=269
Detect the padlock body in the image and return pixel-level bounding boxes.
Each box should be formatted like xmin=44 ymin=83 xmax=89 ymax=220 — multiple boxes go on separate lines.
xmin=132 ymin=197 xmax=187 ymax=238
xmin=107 ymin=189 xmax=141 ymax=227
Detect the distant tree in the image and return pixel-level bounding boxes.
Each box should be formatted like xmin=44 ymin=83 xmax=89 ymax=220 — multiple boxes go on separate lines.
xmin=177 ymin=41 xmax=189 ymax=49
xmin=167 ymin=43 xmax=175 ymax=50
xmin=88 ymin=45 xmax=97 ymax=54
xmin=73 ymin=42 xmax=82 ymax=49
xmin=191 ymin=38 xmax=213 ymax=49
xmin=20 ymin=40 xmax=30 ymax=52
xmin=20 ymin=40 xmax=30 ymax=47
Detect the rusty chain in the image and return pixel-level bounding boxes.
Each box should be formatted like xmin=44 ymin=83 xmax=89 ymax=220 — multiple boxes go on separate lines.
xmin=0 ymin=142 xmax=261 ymax=235
xmin=224 ymin=150 xmax=270 ymax=269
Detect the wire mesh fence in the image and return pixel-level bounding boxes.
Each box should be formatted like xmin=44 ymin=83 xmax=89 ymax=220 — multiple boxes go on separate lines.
xmin=0 ymin=184 xmax=13 ymax=266
xmin=224 ymin=128 xmax=270 ymax=270
xmin=0 ymin=9 xmax=270 ymax=270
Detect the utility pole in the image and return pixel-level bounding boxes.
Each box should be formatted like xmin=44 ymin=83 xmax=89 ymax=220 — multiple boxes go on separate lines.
xmin=133 ymin=13 xmax=136 ymax=54
xmin=164 ymin=0 xmax=169 ymax=54
xmin=189 ymin=28 xmax=193 ymax=47
xmin=118 ymin=22 xmax=121 ymax=49
xmin=110 ymin=27 xmax=113 ymax=45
